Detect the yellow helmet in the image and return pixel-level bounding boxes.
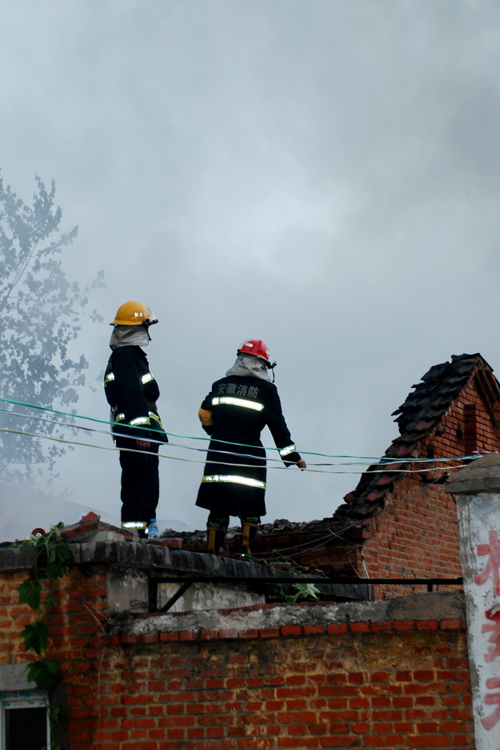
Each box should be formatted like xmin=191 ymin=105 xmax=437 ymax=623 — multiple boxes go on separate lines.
xmin=110 ymin=300 xmax=152 ymax=326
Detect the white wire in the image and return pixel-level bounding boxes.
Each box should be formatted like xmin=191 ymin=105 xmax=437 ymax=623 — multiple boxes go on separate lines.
xmin=0 ymin=409 xmax=472 ymax=468
xmin=0 ymin=402 xmax=474 ymax=465
xmin=0 ymin=427 xmax=467 ymax=475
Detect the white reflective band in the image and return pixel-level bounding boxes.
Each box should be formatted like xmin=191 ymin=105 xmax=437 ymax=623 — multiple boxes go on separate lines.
xmin=202 ymin=474 xmax=266 ymax=490
xmin=212 ymin=397 xmax=264 ymax=411
xmin=121 ymin=521 xmax=148 ymax=529
xmin=280 ymin=444 xmax=297 ymax=457
xmin=115 ymin=413 xmax=126 ymax=422
xmin=142 ymin=373 xmax=154 ymax=384
xmin=149 ymin=412 xmax=162 ymax=425
xmin=104 ymin=372 xmax=115 ymax=383
xmin=130 ymin=416 xmax=150 ymax=426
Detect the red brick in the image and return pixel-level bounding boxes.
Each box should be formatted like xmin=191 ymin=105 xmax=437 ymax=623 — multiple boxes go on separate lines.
xmin=320 ymin=736 xmax=361 ymax=747
xmin=370 ymin=622 xmax=392 ymax=633
xmin=304 ymin=624 xmax=324 ymax=635
xmin=260 ymin=628 xmax=280 ymax=638
xmin=160 ymin=632 xmax=179 ymax=642
xmin=180 ymin=630 xmax=198 ymax=641
xmin=349 ymin=673 xmax=363 ymax=684
xmin=281 ymin=625 xmax=302 ymax=636
xmin=239 ymin=629 xmax=259 ymax=639
xmin=413 ymin=670 xmax=434 ymax=681
xmin=327 ymin=623 xmax=348 ymax=634
xmin=201 ymin=629 xmax=219 ymax=640
xmin=416 ymin=621 xmax=438 ymax=631
xmin=350 ymin=622 xmax=370 ymax=633
xmin=140 ymin=633 xmax=159 ymax=644
xmin=218 ymin=628 xmax=239 ymax=639
xmin=440 ymin=619 xmax=464 ymax=630
xmin=120 ymin=634 xmax=138 ymax=644
xmin=372 ymin=672 xmax=390 ymax=683
xmin=393 ymin=621 xmax=414 ymax=631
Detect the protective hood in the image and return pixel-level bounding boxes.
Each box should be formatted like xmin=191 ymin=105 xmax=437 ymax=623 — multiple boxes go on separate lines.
xmin=109 ymin=325 xmax=150 ymax=350
xmin=226 ymin=353 xmax=271 ymax=381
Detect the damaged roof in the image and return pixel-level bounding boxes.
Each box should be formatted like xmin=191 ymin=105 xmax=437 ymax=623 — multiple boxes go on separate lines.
xmin=341 ymin=352 xmax=500 ymax=527
xmin=162 ymin=353 xmax=500 ymax=544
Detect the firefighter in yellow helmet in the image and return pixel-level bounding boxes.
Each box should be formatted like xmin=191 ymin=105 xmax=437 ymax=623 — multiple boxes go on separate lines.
xmin=104 ymin=301 xmax=167 ymax=536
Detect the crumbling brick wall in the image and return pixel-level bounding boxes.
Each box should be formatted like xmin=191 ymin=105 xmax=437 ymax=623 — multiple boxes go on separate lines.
xmin=244 ymin=371 xmax=500 ymax=600
xmin=0 ymin=559 xmax=475 ymax=749
xmin=358 ymin=473 xmax=462 ymax=598
xmin=94 ymin=617 xmax=473 ymax=749
xmin=358 ymin=378 xmax=500 ymax=598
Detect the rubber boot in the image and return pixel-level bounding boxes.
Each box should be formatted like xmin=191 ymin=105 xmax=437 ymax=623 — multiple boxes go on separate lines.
xmin=207 ymin=527 xmax=226 ymax=555
xmin=240 ymin=523 xmax=259 ymax=557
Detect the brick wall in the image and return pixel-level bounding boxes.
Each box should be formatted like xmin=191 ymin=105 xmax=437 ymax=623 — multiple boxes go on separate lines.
xmin=91 ymin=615 xmax=473 ymax=749
xmin=0 ymin=564 xmax=108 ymax=748
xmin=432 ymin=378 xmax=500 ymax=459
xmin=358 ymin=378 xmax=500 ymax=598
xmin=0 ymin=560 xmax=475 ymax=749
xmin=359 ymin=473 xmax=461 ymax=598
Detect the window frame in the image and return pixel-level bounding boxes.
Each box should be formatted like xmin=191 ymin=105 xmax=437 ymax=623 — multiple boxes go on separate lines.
xmin=0 ymin=690 xmax=50 ymax=750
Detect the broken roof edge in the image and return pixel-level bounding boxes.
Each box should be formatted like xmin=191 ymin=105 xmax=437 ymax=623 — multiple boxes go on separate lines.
xmin=253 ymin=354 xmax=495 ymax=538
xmin=0 ymin=512 xmax=325 ymax=581
xmin=337 ymin=352 xmax=500 ymax=526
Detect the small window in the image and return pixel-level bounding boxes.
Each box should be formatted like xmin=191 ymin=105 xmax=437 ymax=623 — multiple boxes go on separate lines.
xmin=0 ymin=692 xmax=50 ymax=750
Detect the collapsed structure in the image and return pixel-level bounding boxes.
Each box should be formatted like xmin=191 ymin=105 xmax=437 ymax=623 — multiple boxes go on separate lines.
xmin=167 ymin=353 xmax=500 ymax=596
xmin=1 ymin=352 xmax=499 ymax=749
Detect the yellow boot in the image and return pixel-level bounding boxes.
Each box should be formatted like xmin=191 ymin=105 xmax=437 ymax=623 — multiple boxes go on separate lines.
xmin=207 ymin=527 xmax=226 ymax=555
xmin=240 ymin=522 xmax=259 ymax=557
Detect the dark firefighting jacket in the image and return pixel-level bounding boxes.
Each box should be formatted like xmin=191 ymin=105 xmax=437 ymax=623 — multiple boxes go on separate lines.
xmin=104 ymin=346 xmax=167 ymax=442
xmin=195 ymin=375 xmax=301 ymax=517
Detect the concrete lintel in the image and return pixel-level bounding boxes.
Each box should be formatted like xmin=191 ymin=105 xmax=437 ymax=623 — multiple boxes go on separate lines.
xmin=0 ymin=546 xmax=38 ymax=573
xmin=0 ymin=663 xmax=36 ymax=692
xmin=0 ymin=537 xmax=317 ymax=579
xmin=69 ymin=540 xmax=172 ymax=568
xmin=111 ymin=590 xmax=465 ymax=637
xmin=168 ymin=549 xmax=300 ymax=580
xmin=0 ymin=539 xmax=371 ymax=605
xmin=445 ymin=454 xmax=500 ymax=495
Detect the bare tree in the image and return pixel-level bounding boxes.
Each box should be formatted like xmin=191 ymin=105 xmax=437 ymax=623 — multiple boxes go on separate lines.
xmin=0 ymin=172 xmax=104 ymax=482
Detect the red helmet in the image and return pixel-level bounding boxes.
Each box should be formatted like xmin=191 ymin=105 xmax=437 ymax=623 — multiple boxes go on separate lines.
xmin=238 ymin=339 xmax=270 ymax=364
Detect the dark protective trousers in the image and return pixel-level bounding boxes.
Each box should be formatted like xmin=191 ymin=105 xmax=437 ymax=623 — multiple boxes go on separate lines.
xmin=115 ymin=435 xmax=160 ymax=525
xmin=207 ymin=510 xmax=260 ymax=531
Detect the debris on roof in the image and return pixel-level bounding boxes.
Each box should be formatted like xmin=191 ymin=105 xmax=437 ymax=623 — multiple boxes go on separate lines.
xmin=341 ymin=353 xmax=500 ymax=526
xmin=136 ymin=354 xmax=500 ymax=551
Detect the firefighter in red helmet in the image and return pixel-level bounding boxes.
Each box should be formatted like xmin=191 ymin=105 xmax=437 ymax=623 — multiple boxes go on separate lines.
xmin=196 ymin=340 xmax=306 ymax=555
xmin=104 ymin=301 xmax=167 ymax=537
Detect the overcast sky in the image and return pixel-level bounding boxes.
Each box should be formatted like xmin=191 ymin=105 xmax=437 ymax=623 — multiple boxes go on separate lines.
xmin=2 ymin=0 xmax=500 ymax=536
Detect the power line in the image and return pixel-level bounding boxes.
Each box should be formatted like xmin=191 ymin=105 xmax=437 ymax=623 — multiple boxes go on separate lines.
xmin=0 ymin=426 xmax=469 ymax=476
xmin=0 ymin=396 xmax=480 ymax=467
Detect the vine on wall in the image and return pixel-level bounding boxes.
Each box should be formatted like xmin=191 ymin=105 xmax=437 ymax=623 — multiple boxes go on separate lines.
xmin=16 ymin=523 xmax=70 ymax=749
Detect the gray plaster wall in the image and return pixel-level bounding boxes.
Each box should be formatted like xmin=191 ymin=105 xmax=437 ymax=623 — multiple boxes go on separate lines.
xmin=446 ymin=454 xmax=500 ymax=750
xmin=107 ymin=566 xmax=149 ymax=613
xmin=0 ymin=664 xmax=36 ymax=692
xmin=106 ymin=567 xmax=266 ymax=614
xmin=157 ymin=582 xmax=265 ymax=612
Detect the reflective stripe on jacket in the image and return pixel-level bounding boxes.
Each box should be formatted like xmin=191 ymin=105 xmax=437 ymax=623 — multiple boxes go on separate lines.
xmin=104 ymin=346 xmax=167 ymax=441
xmin=196 ymin=374 xmax=300 ymax=516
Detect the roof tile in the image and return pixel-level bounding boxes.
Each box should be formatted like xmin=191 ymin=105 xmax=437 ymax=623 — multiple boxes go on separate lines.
xmin=337 ymin=353 xmax=494 ymax=526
